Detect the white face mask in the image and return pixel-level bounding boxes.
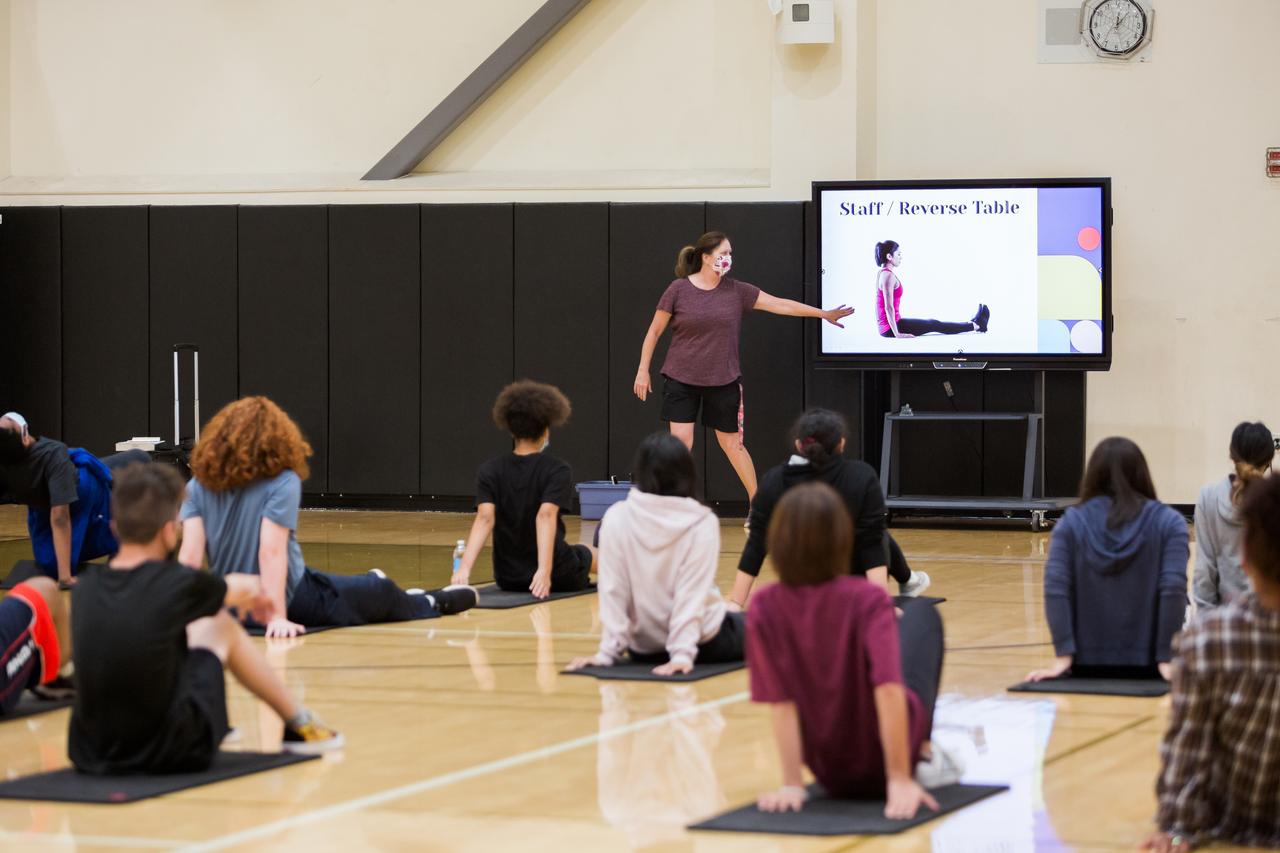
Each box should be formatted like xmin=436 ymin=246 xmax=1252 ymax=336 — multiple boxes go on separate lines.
xmin=540 ymin=437 xmax=550 ymax=452
xmin=711 ymin=254 xmax=732 ymax=274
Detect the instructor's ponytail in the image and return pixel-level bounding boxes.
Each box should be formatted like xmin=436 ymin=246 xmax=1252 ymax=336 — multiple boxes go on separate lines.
xmin=791 ymin=408 xmax=848 ymax=468
xmin=675 ymin=231 xmax=730 ymax=278
xmin=1229 ymin=421 xmax=1274 ymax=507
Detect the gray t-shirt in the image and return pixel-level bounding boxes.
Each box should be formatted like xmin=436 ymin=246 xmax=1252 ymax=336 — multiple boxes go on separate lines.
xmin=180 ymin=470 xmax=308 ymax=603
xmin=656 ymin=277 xmax=761 ymax=387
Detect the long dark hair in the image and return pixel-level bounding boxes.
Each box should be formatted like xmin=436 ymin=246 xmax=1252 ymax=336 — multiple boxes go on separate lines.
xmin=874 ymin=240 xmax=900 ymax=267
xmin=791 ymin=408 xmax=847 ymax=468
xmin=675 ymin=231 xmax=729 ymax=278
xmin=1229 ymin=421 xmax=1274 ymax=506
xmin=1241 ymin=474 xmax=1280 ymax=584
xmin=633 ymin=432 xmax=697 ymax=498
xmin=1078 ymin=437 xmax=1158 ymax=527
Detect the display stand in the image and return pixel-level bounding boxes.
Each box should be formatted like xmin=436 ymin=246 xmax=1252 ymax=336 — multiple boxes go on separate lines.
xmin=879 ymin=371 xmax=1073 ymax=530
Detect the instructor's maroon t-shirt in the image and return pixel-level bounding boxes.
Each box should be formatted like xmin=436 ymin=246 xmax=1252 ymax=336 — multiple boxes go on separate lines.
xmin=656 ymin=277 xmax=760 ymax=387
xmin=747 ymin=576 xmax=927 ymax=797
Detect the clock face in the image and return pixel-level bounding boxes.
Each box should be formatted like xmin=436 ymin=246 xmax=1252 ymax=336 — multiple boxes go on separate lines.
xmin=1087 ymin=0 xmax=1148 ymax=55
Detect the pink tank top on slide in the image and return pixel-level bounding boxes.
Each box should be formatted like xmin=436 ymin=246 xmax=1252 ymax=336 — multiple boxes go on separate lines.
xmin=876 ymin=268 xmax=902 ymax=335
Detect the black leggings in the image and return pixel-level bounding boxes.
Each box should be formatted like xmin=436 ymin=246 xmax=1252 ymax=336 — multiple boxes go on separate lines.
xmin=887 ymin=535 xmax=911 ymax=585
xmin=627 ymin=611 xmax=745 ymax=665
xmin=883 ymin=318 xmax=973 ymax=336
xmin=899 ymin=600 xmax=944 ymax=739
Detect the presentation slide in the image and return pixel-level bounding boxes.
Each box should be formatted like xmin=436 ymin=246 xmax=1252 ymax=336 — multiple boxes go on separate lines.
xmin=819 ymin=185 xmax=1104 ymax=358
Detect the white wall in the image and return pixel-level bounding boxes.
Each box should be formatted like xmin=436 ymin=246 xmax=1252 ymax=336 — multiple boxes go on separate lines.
xmin=874 ymin=0 xmax=1280 ymax=502
xmin=4 ymin=0 xmax=859 ymax=202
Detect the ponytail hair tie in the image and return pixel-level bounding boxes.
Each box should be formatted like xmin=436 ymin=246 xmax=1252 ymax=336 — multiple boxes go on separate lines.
xmin=799 ymin=436 xmax=819 ymax=448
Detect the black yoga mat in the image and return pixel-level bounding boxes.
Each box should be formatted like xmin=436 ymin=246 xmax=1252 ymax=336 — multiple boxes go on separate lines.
xmin=689 ymin=783 xmax=1009 ymax=836
xmin=894 ymin=595 xmax=946 ymax=607
xmin=1 ymin=694 xmax=74 ymax=722
xmin=475 ymin=584 xmax=597 ymax=609
xmin=2 ymin=560 xmax=98 ymax=590
xmin=564 ymin=660 xmax=745 ymax=682
xmin=0 ymin=751 xmax=320 ymax=804
xmin=1008 ymin=677 xmax=1169 ymax=697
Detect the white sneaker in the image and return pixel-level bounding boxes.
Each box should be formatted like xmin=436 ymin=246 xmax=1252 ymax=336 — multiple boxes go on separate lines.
xmin=915 ymin=741 xmax=965 ymax=788
xmin=367 ymin=568 xmax=388 ymax=580
xmin=899 ymin=571 xmax=932 ymax=597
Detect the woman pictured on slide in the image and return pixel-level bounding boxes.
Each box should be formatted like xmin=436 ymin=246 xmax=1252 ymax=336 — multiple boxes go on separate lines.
xmin=634 ymin=231 xmax=855 ymax=504
xmin=876 ymin=241 xmax=989 ymax=339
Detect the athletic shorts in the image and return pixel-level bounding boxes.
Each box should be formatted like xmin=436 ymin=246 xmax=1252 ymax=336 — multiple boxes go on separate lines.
xmin=0 ymin=583 xmax=60 ymax=716
xmin=140 ymin=649 xmax=231 ymax=774
xmin=660 ymin=376 xmax=742 ymax=434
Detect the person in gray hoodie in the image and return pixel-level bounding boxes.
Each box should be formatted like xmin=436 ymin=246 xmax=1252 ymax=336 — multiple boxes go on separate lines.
xmin=1027 ymin=437 xmax=1189 ymax=682
xmin=1192 ymin=421 xmax=1274 ymax=611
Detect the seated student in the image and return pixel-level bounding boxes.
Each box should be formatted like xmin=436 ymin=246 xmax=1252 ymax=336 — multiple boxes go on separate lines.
xmin=0 ymin=411 xmax=149 ymax=586
xmin=1144 ymin=474 xmax=1280 ymax=852
xmin=748 ymin=482 xmax=961 ymax=818
xmin=566 ymin=432 xmax=742 ymax=676
xmin=69 ymin=464 xmax=341 ymax=774
xmin=178 ymin=397 xmax=476 ymax=639
xmin=734 ymin=408 xmax=930 ymax=608
xmin=1192 ymin=421 xmax=1273 ymax=611
xmin=0 ymin=575 xmax=75 ymax=716
xmin=1027 ymin=437 xmax=1188 ymax=683
xmin=452 ymin=381 xmax=596 ymax=598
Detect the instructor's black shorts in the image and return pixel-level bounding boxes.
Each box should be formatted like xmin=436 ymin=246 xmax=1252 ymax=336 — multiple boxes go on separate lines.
xmin=660 ymin=376 xmax=741 ymax=434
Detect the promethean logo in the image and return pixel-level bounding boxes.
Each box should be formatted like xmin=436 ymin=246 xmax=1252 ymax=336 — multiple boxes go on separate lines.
xmin=5 ymin=640 xmax=34 ymax=678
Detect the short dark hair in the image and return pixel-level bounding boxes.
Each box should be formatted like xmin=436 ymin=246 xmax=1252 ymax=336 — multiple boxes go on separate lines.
xmin=492 ymin=380 xmax=572 ymax=441
xmin=1240 ymin=474 xmax=1280 ymax=584
xmin=0 ymin=428 xmax=27 ymax=465
xmin=874 ymin=240 xmax=900 ymax=266
xmin=1078 ymin=436 xmax=1157 ymax=528
xmin=791 ymin=408 xmax=848 ymax=468
xmin=111 ymin=463 xmax=185 ymax=544
xmin=767 ymin=482 xmax=852 ymax=586
xmin=1229 ymin=421 xmax=1274 ymax=506
xmin=632 ymin=432 xmax=696 ymax=498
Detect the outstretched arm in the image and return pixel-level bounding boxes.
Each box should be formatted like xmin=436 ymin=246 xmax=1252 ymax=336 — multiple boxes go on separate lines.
xmin=634 ymin=310 xmax=672 ymax=401
xmin=452 ymin=504 xmax=496 ymax=585
xmin=874 ymin=683 xmax=939 ymax=819
xmin=755 ymin=292 xmax=854 ymax=327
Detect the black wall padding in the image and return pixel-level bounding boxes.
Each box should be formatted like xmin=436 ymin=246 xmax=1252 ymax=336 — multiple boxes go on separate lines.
xmin=702 ymin=203 xmax=806 ymax=503
xmin=0 ymin=208 xmax=62 ymax=437
xmin=148 ymin=207 xmax=238 ymax=446
xmin=513 ymin=204 xmax=609 ymax=490
xmin=238 ymin=206 xmax=329 ymax=491
xmin=420 ymin=204 xmax=514 ymax=495
xmin=607 ymin=203 xmax=707 ymax=489
xmin=60 ymin=207 xmax=149 ymax=455
xmin=1044 ymin=371 xmax=1086 ymax=497
xmin=328 ymin=205 xmax=421 ymax=494
xmin=981 ymin=371 xmax=1039 ymax=496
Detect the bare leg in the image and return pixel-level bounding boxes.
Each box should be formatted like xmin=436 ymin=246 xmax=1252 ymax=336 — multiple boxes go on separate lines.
xmin=23 ymin=576 xmax=72 ymax=665
xmin=187 ymin=611 xmax=300 ymax=722
xmin=668 ymin=421 xmax=695 ymax=451
xmin=714 ymin=429 xmax=758 ymax=501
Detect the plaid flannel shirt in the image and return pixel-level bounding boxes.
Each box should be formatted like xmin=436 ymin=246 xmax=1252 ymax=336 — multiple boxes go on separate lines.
xmin=1156 ymin=593 xmax=1280 ymax=847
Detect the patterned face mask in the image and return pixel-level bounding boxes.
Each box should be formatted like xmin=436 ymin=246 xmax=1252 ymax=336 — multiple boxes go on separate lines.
xmin=712 ymin=254 xmax=732 ymax=274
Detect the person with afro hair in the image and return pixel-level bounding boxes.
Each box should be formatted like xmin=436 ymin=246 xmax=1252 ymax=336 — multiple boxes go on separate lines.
xmin=452 ymin=381 xmax=596 ymax=598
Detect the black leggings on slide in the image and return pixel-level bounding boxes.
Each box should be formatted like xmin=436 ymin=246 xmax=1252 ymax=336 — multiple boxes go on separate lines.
xmin=887 ymin=535 xmax=911 ymax=585
xmin=884 ymin=318 xmax=973 ymax=336
xmin=899 ymin=600 xmax=945 ymax=739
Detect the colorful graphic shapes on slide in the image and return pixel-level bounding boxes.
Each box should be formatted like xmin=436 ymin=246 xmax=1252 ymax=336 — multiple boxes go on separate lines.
xmin=1037 ymin=319 xmax=1102 ymax=354
xmin=1037 ymin=255 xmax=1101 ymax=319
xmin=1038 ymin=187 xmax=1103 ymax=270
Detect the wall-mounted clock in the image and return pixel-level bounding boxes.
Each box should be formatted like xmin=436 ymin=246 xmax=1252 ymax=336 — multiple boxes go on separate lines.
xmin=1080 ymin=0 xmax=1153 ymax=59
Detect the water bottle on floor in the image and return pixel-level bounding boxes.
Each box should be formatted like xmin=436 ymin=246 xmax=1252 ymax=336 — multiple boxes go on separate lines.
xmin=452 ymin=539 xmax=466 ymax=575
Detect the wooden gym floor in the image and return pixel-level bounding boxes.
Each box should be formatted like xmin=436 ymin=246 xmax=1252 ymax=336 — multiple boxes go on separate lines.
xmin=0 ymin=505 xmax=1239 ymax=852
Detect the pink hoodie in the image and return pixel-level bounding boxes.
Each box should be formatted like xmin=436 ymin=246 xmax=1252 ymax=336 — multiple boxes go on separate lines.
xmin=596 ymin=489 xmax=727 ymax=667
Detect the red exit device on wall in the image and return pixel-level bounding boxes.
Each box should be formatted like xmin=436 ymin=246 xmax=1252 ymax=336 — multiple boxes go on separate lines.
xmin=1269 ymin=148 xmax=1280 ymax=178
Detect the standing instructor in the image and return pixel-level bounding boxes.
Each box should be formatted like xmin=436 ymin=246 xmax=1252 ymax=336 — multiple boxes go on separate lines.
xmin=633 ymin=231 xmax=854 ymax=507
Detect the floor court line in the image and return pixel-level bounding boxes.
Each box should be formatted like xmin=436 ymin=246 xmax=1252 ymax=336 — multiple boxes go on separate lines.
xmin=0 ymin=830 xmax=190 ymax=849
xmin=348 ymin=627 xmax=602 ymax=640
xmin=175 ymin=690 xmax=751 ymax=853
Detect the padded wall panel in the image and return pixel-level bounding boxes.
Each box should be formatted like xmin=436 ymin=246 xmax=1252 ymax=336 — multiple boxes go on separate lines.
xmin=238 ymin=206 xmax=329 ymax=491
xmin=148 ymin=207 xmax=238 ymax=445
xmin=60 ymin=207 xmax=149 ymax=455
xmin=703 ymin=203 xmax=805 ymax=503
xmin=0 ymin=208 xmax=61 ymax=437
xmin=328 ymin=205 xmax=420 ymax=494
xmin=607 ymin=203 xmax=707 ymax=488
xmin=1044 ymin=371 xmax=1086 ymax=497
xmin=513 ymin=204 xmax=609 ymax=492
xmin=421 ymin=204 xmax=513 ymax=495
xmin=981 ymin=372 xmax=1036 ymax=496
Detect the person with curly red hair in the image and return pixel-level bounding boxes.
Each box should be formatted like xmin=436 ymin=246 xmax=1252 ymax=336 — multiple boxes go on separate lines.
xmin=177 ymin=397 xmax=477 ymax=637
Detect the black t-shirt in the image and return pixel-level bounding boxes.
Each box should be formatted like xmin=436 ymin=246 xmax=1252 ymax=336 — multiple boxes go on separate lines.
xmin=0 ymin=437 xmax=78 ymax=508
xmin=68 ymin=561 xmax=227 ymax=774
xmin=475 ymin=452 xmax=576 ymax=589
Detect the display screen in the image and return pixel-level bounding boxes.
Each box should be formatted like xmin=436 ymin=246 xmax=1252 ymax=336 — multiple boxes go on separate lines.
xmin=815 ymin=178 xmax=1111 ymax=369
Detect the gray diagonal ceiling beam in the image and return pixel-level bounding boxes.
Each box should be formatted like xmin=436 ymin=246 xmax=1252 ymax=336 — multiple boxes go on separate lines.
xmin=363 ymin=0 xmax=592 ymax=180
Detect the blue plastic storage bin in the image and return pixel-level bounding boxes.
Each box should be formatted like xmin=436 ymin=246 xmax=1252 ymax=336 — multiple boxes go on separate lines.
xmin=575 ymin=481 xmax=632 ymax=520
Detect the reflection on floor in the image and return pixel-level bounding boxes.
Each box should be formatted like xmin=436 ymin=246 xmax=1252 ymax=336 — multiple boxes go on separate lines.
xmin=0 ymin=505 xmax=1230 ymax=852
